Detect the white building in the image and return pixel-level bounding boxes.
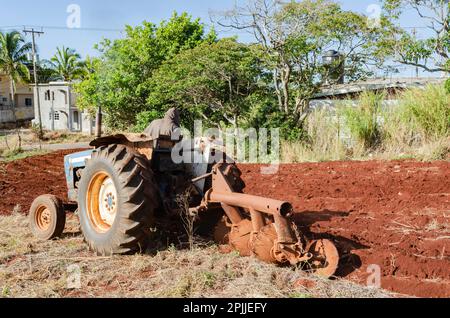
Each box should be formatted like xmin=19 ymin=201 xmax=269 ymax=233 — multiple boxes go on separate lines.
xmin=33 ymin=81 xmax=95 ymax=134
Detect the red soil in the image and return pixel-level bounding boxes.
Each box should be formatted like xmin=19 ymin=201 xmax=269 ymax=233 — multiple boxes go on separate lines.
xmin=0 ymin=151 xmax=449 ymax=297
xmin=239 ymin=161 xmax=450 ymax=298
xmin=0 ymin=150 xmax=82 ymax=215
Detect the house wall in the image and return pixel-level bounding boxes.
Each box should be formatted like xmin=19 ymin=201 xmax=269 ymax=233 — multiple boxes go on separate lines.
xmin=33 ymin=83 xmax=94 ymax=134
xmin=34 ymin=85 xmax=70 ymax=131
xmin=309 ymin=99 xmax=400 ymax=110
xmin=0 ymin=75 xmax=35 ymax=124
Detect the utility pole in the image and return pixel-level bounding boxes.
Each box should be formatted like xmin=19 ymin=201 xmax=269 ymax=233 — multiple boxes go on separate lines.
xmin=95 ymin=105 xmax=102 ymax=138
xmin=23 ymin=28 xmax=44 ymax=138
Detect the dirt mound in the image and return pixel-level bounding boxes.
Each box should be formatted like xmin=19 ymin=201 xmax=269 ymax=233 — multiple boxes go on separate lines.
xmin=0 ymin=150 xmax=84 ymax=215
xmin=239 ymin=161 xmax=450 ymax=298
xmin=0 ymin=151 xmax=448 ymax=297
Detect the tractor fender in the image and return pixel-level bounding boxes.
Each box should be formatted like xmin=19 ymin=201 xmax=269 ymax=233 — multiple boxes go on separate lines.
xmin=90 ymin=134 xmax=158 ymax=160
xmin=89 ymin=133 xmax=153 ymax=148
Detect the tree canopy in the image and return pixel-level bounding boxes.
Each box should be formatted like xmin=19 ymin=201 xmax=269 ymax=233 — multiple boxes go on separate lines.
xmin=73 ymin=2 xmax=448 ymax=137
xmin=214 ymin=0 xmax=383 ymax=125
xmin=75 ymin=12 xmax=217 ymax=129
xmin=147 ymin=38 xmax=263 ymax=129
xmin=377 ymin=0 xmax=449 ymax=73
xmin=48 ymin=46 xmax=85 ymax=81
xmin=0 ymin=31 xmax=31 ymax=88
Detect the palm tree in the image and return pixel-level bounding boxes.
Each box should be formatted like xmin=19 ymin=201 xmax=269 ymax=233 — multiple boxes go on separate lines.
xmin=0 ymin=31 xmax=31 ymax=116
xmin=49 ymin=46 xmax=85 ymax=81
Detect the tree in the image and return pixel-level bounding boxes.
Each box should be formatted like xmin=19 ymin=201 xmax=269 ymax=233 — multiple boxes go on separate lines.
xmin=75 ymin=12 xmax=217 ymax=129
xmin=48 ymin=46 xmax=85 ymax=81
xmin=148 ymin=38 xmax=263 ymax=129
xmin=0 ymin=31 xmax=31 ymax=122
xmin=35 ymin=60 xmax=56 ymax=83
xmin=378 ymin=0 xmax=449 ymax=73
xmin=214 ymin=0 xmax=383 ymax=125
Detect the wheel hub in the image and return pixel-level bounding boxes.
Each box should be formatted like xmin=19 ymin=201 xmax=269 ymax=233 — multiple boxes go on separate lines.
xmin=86 ymin=172 xmax=118 ymax=233
xmin=99 ymin=178 xmax=117 ymax=226
xmin=36 ymin=206 xmax=51 ymax=230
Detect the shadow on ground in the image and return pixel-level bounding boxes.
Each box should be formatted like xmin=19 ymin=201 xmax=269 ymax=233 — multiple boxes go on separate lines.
xmin=293 ymin=210 xmax=369 ymax=278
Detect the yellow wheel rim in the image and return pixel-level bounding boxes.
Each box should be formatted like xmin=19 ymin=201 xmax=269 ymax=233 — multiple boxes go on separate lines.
xmin=86 ymin=171 xmax=118 ymax=233
xmin=35 ymin=205 xmax=52 ymax=230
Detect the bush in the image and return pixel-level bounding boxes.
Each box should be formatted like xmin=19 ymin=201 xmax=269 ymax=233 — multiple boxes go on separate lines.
xmin=281 ymin=108 xmax=347 ymax=162
xmin=133 ymin=110 xmax=164 ymax=132
xmin=445 ymin=78 xmax=450 ymax=94
xmin=399 ymin=84 xmax=449 ymax=139
xmin=31 ymin=123 xmax=44 ymax=140
xmin=243 ymin=95 xmax=307 ymax=141
xmin=341 ymin=91 xmax=384 ymax=150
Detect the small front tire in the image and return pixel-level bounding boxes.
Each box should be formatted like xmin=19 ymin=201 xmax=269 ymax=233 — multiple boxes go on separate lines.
xmin=29 ymin=194 xmax=66 ymax=240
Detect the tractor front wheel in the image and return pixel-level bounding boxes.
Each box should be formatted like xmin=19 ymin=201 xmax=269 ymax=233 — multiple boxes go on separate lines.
xmin=77 ymin=144 xmax=159 ymax=256
xmin=29 ymin=194 xmax=66 ymax=240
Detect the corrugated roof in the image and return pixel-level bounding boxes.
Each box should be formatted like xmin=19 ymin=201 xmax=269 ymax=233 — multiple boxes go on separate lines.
xmin=314 ymin=77 xmax=448 ymax=98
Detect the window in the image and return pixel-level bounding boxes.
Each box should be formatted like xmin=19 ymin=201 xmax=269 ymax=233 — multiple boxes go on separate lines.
xmin=2 ymin=97 xmax=7 ymax=102
xmin=45 ymin=90 xmax=50 ymax=101
xmin=25 ymin=98 xmax=32 ymax=107
xmin=61 ymin=90 xmax=68 ymax=104
xmin=49 ymin=111 xmax=60 ymax=121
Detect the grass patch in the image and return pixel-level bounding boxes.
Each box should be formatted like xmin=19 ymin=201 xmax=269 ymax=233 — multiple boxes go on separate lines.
xmin=400 ymin=84 xmax=450 ymax=139
xmin=0 ymin=213 xmax=395 ymax=298
xmin=282 ymin=108 xmax=347 ymax=163
xmin=341 ymin=91 xmax=384 ymax=150
xmin=282 ymin=84 xmax=449 ymax=163
xmin=0 ymin=148 xmax=49 ymax=162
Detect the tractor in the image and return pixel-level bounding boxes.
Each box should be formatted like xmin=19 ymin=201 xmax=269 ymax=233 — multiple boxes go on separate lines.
xmin=29 ymin=133 xmax=339 ymax=277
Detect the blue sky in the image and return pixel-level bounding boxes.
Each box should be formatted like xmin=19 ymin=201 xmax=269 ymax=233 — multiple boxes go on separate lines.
xmin=0 ymin=0 xmax=432 ymax=76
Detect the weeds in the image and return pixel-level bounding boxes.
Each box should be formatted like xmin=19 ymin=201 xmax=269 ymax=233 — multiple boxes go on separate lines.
xmin=282 ymin=84 xmax=450 ymax=163
xmin=400 ymin=84 xmax=449 ymax=139
xmin=341 ymin=91 xmax=384 ymax=150
xmin=0 ymin=213 xmax=395 ymax=298
xmin=282 ymin=108 xmax=347 ymax=162
xmin=176 ymin=186 xmax=197 ymax=250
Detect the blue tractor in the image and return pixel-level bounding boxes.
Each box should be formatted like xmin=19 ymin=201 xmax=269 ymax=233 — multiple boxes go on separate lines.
xmin=28 ymin=133 xmax=339 ymax=277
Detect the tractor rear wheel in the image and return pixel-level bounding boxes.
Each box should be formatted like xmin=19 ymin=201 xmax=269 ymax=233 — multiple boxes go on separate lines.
xmin=77 ymin=144 xmax=159 ymax=255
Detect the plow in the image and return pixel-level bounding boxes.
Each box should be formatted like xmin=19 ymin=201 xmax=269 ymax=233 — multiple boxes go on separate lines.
xmin=29 ymin=134 xmax=339 ymax=278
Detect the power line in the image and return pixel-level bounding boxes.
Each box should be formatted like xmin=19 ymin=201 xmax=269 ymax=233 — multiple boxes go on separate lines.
xmin=0 ymin=23 xmax=433 ymax=31
xmin=0 ymin=25 xmax=123 ymax=32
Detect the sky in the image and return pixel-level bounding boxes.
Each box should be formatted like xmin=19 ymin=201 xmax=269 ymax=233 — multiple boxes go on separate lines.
xmin=0 ymin=0 xmax=437 ymax=77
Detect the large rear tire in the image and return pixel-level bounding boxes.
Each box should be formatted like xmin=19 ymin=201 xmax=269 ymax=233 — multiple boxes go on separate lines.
xmin=78 ymin=144 xmax=159 ymax=255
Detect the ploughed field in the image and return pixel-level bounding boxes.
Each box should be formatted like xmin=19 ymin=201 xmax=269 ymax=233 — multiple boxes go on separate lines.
xmin=0 ymin=150 xmax=449 ymax=297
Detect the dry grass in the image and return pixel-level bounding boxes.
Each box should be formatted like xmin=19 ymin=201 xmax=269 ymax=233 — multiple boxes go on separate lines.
xmin=0 ymin=213 xmax=395 ymax=298
xmin=282 ymin=85 xmax=449 ymax=163
xmin=281 ymin=108 xmax=348 ymax=163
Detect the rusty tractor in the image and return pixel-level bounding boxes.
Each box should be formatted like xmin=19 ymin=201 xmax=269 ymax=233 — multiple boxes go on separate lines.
xmin=29 ymin=134 xmax=339 ymax=277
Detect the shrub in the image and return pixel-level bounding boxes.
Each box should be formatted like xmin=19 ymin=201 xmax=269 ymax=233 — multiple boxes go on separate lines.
xmin=133 ymin=110 xmax=164 ymax=132
xmin=341 ymin=91 xmax=384 ymax=150
xmin=399 ymin=84 xmax=449 ymax=139
xmin=281 ymin=108 xmax=347 ymax=162
xmin=31 ymin=123 xmax=44 ymax=140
